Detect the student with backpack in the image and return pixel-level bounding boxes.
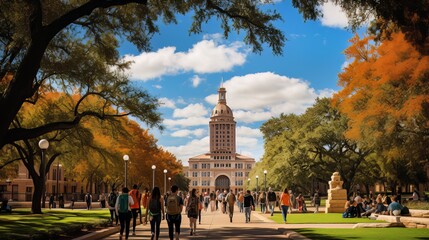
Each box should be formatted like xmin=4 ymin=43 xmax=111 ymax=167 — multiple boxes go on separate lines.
xmin=115 ymin=187 xmax=134 ymax=240
xmin=186 ymin=189 xmax=199 ymax=236
xmin=108 ymin=189 xmax=118 ymax=225
xmin=85 ymin=192 xmax=92 ymax=210
xmin=129 ymin=184 xmax=141 ymax=236
xmin=226 ymin=189 xmax=236 ymax=222
xmin=166 ymin=185 xmax=184 ymax=240
xmin=145 ymin=187 xmax=164 ymax=240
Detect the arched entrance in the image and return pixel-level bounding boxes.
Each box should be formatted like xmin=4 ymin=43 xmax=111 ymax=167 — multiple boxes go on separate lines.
xmin=215 ymin=175 xmax=230 ymax=191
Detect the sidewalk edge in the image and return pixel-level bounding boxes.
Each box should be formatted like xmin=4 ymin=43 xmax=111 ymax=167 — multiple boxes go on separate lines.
xmin=72 ymin=226 xmax=120 ymax=240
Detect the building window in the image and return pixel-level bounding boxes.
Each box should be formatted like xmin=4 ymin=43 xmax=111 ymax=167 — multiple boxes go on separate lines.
xmin=193 ymin=181 xmax=198 ymax=186
xmin=193 ymin=163 xmax=198 ymax=169
xmin=235 ymin=180 xmax=243 ymax=186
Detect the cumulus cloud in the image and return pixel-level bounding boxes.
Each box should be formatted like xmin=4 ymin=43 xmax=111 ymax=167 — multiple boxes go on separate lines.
xmin=153 ymin=84 xmax=162 ymax=89
xmin=171 ymin=128 xmax=206 ymax=138
xmin=159 ymin=97 xmax=176 ymax=108
xmin=191 ymin=75 xmax=204 ymax=88
xmin=205 ymin=72 xmax=333 ymax=123
xmin=123 ymin=38 xmax=247 ymax=81
xmin=164 ymin=117 xmax=209 ymax=128
xmin=320 ymin=1 xmax=348 ymax=28
xmin=236 ymin=126 xmax=262 ymax=138
xmin=173 ymin=103 xmax=208 ymax=118
xmin=163 ymin=137 xmax=210 ymax=164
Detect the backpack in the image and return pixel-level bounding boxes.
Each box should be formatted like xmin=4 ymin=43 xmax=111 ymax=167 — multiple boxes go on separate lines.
xmin=148 ymin=199 xmax=160 ymax=216
xmin=188 ymin=197 xmax=197 ymax=214
xmin=166 ymin=195 xmax=181 ymax=215
xmin=118 ymin=194 xmax=129 ymax=213
xmin=129 ymin=190 xmax=140 ymax=209
xmin=401 ymin=206 xmax=410 ymax=215
xmin=227 ymin=193 xmax=235 ymax=205
xmin=108 ymin=193 xmax=117 ymax=207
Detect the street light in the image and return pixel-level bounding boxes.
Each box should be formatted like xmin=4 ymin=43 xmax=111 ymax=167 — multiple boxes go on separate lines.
xmin=56 ymin=163 xmax=62 ymax=200
xmin=168 ymin=177 xmax=171 ymax=190
xmin=151 ymin=165 xmax=156 ymax=189
xmin=263 ymin=170 xmax=267 ymax=193
xmin=123 ymin=155 xmax=129 ymax=188
xmin=256 ymin=175 xmax=259 ymax=193
xmin=163 ymin=169 xmax=167 ymax=195
xmin=39 ymin=139 xmax=49 ymax=208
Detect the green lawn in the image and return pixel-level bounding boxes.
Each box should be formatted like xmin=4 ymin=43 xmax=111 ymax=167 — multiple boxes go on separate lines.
xmin=0 ymin=208 xmax=111 ymax=240
xmin=270 ymin=212 xmax=385 ymax=224
xmin=293 ymin=228 xmax=429 ymax=240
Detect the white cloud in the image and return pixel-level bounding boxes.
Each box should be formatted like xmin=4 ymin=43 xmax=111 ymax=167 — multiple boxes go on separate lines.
xmin=164 ymin=117 xmax=209 ymax=128
xmin=153 ymin=84 xmax=162 ymax=89
xmin=320 ymin=1 xmax=348 ymax=28
xmin=123 ymin=38 xmax=247 ymax=81
xmin=173 ymin=103 xmax=208 ymax=118
xmin=163 ymin=137 xmax=210 ymax=165
xmin=191 ymin=75 xmax=204 ymax=88
xmin=171 ymin=128 xmax=206 ymax=138
xmin=205 ymin=72 xmax=333 ymax=123
xmin=236 ymin=126 xmax=262 ymax=138
xmin=158 ymin=97 xmax=176 ymax=108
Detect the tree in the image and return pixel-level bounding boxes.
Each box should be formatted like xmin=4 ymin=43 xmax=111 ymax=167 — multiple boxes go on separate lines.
xmin=291 ymin=0 xmax=429 ymax=54
xmin=0 ymin=0 xmax=285 ymax=150
xmin=333 ymin=32 xmax=429 ymax=191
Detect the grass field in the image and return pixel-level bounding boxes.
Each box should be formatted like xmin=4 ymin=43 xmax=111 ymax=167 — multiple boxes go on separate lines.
xmin=269 ymin=212 xmax=385 ymax=224
xmin=0 ymin=208 xmax=111 ymax=240
xmin=293 ymin=228 xmax=429 ymax=240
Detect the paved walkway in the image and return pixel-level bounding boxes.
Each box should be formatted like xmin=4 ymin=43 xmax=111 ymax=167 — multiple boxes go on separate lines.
xmin=102 ymin=208 xmax=290 ymax=240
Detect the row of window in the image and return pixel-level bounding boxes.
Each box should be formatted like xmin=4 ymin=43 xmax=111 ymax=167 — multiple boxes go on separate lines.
xmin=192 ymin=163 xmax=252 ymax=169
xmin=190 ymin=171 xmax=248 ymax=177
xmin=191 ymin=180 xmax=243 ymax=186
xmin=214 ymin=124 xmax=233 ymax=130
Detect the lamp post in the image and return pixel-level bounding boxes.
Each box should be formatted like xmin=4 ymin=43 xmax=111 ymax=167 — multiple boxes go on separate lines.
xmin=151 ymin=165 xmax=156 ymax=189
xmin=163 ymin=169 xmax=167 ymax=195
xmin=263 ymin=170 xmax=267 ymax=193
xmin=39 ymin=139 xmax=49 ymax=208
xmin=256 ymin=175 xmax=259 ymax=193
xmin=56 ymin=163 xmax=62 ymax=200
xmin=168 ymin=177 xmax=171 ymax=190
xmin=123 ymin=155 xmax=129 ymax=188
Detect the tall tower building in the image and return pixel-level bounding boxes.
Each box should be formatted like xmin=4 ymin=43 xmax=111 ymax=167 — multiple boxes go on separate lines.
xmin=188 ymin=86 xmax=255 ymax=194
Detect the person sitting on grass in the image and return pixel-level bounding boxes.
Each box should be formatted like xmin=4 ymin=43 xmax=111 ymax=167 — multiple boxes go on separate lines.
xmin=361 ymin=196 xmax=387 ymax=217
xmin=387 ymin=195 xmax=403 ymax=216
xmin=343 ymin=200 xmax=357 ymax=218
xmin=0 ymin=199 xmax=12 ymax=213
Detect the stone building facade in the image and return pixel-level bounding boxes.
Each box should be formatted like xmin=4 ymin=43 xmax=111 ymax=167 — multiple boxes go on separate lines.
xmin=187 ymin=87 xmax=255 ymax=194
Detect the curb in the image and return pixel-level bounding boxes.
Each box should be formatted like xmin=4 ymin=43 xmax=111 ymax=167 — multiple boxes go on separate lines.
xmin=73 ymin=225 xmax=120 ymax=240
xmin=279 ymin=228 xmax=311 ymax=240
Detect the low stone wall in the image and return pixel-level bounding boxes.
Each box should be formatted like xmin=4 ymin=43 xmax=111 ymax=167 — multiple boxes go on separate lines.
xmin=8 ymin=201 xmax=105 ymax=210
xmin=372 ymin=214 xmax=429 ymax=228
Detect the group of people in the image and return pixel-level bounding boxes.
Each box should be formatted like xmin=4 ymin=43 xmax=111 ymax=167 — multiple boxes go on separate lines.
xmin=343 ymin=192 xmax=408 ymax=218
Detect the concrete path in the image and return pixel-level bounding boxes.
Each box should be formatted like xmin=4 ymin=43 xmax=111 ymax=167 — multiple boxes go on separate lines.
xmin=102 ymin=208 xmax=290 ymax=240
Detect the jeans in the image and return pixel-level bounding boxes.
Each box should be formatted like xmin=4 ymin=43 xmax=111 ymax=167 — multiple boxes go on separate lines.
xmin=119 ymin=211 xmax=132 ymax=238
xmin=131 ymin=208 xmax=139 ymax=231
xmin=109 ymin=209 xmax=118 ymax=225
xmin=268 ymin=201 xmax=276 ymax=215
xmin=166 ymin=214 xmax=182 ymax=240
xmin=244 ymin=207 xmax=252 ymax=222
xmin=281 ymin=205 xmax=289 ymax=222
xmin=150 ymin=214 xmax=162 ymax=240
xmin=260 ymin=203 xmax=266 ymax=213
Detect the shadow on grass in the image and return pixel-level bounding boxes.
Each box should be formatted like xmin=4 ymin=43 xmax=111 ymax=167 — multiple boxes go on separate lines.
xmin=293 ymin=229 xmax=358 ymax=240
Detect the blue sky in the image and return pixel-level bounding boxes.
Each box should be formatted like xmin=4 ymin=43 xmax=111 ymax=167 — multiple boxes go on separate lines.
xmin=119 ymin=1 xmax=361 ymax=165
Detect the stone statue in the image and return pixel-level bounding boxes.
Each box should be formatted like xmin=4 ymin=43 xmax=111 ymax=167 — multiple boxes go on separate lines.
xmin=325 ymin=172 xmax=347 ymax=213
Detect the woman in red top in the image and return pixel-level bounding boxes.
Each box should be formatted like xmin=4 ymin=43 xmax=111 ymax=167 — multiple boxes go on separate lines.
xmin=279 ymin=188 xmax=290 ymax=223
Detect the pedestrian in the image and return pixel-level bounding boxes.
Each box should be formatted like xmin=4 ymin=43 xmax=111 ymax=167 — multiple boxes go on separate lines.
xmin=220 ymin=190 xmax=228 ymax=214
xmin=108 ymin=189 xmax=118 ymax=225
xmin=209 ymin=191 xmax=216 ymax=212
xmin=100 ymin=192 xmax=106 ymax=208
xmin=226 ymin=189 xmax=236 ymax=222
xmin=280 ymin=187 xmax=290 ymax=223
xmin=296 ymin=194 xmax=304 ymax=212
xmin=166 ymin=185 xmax=184 ymax=240
xmin=243 ymin=190 xmax=255 ymax=223
xmin=203 ymin=192 xmax=210 ymax=212
xmin=116 ymin=187 xmax=134 ymax=240
xmin=267 ymin=187 xmax=277 ymax=216
xmin=49 ymin=194 xmax=54 ymax=209
xmin=70 ymin=197 xmax=75 ymax=210
xmin=288 ymin=190 xmax=296 ymax=214
xmin=238 ymin=191 xmax=244 ymax=213
xmin=186 ymin=189 xmax=199 ymax=236
xmin=198 ymin=192 xmax=203 ymax=224
xmin=313 ymin=193 xmax=321 ymax=213
xmin=129 ymin=184 xmax=142 ymax=235
xmin=259 ymin=191 xmax=267 ymax=213
xmin=85 ymin=192 xmax=92 ymax=210
xmin=145 ymin=187 xmax=164 ymax=240
xmin=215 ymin=190 xmax=220 ymax=210
xmin=59 ymin=194 xmax=64 ymax=208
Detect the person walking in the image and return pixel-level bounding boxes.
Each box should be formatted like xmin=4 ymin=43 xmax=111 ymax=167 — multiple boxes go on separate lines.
xmin=226 ymin=189 xmax=236 ymax=222
xmin=49 ymin=194 xmax=54 ymax=209
xmin=209 ymin=191 xmax=216 ymax=212
xmin=259 ymin=192 xmax=267 ymax=213
xmin=100 ymin=192 xmax=106 ymax=208
xmin=116 ymin=187 xmax=134 ymax=240
xmin=129 ymin=184 xmax=142 ymax=235
xmin=243 ymin=190 xmax=255 ymax=223
xmin=313 ymin=193 xmax=321 ymax=213
xmin=145 ymin=187 xmax=164 ymax=240
xmin=85 ymin=192 xmax=92 ymax=210
xmin=280 ymin=188 xmax=291 ymax=223
xmin=267 ymin=187 xmax=277 ymax=216
xmin=166 ymin=185 xmax=184 ymax=240
xmin=238 ymin=191 xmax=244 ymax=213
xmin=198 ymin=193 xmax=203 ymax=224
xmin=203 ymin=192 xmax=210 ymax=212
xmin=186 ymin=189 xmax=199 ymax=236
xmin=108 ymin=189 xmax=118 ymax=225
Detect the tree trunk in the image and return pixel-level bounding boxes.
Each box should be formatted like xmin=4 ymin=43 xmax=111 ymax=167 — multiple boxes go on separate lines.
xmin=31 ymin=177 xmax=44 ymax=214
